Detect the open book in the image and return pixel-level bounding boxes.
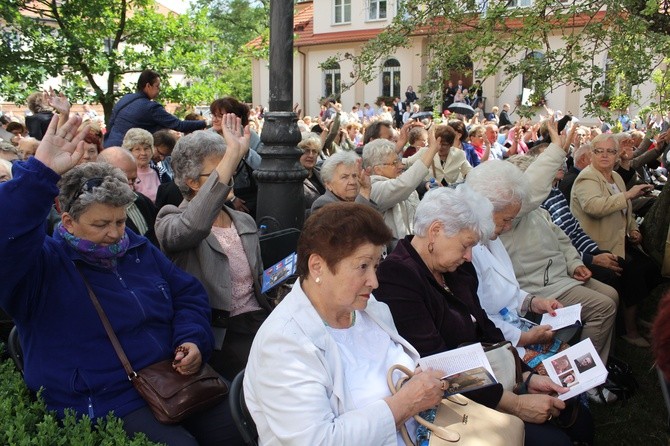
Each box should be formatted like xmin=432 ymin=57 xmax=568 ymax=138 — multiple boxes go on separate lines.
xmin=418 ymin=343 xmax=498 ymax=396
xmin=541 ymin=338 xmax=608 ymax=400
xmin=540 ymin=304 xmax=582 ymax=330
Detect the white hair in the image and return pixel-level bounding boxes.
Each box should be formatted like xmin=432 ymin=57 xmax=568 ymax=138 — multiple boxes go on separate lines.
xmin=320 ymin=151 xmax=360 ymax=184
xmin=465 ymin=159 xmax=529 ymax=211
xmin=362 ymin=138 xmax=396 ymax=169
xmin=413 ymin=184 xmax=494 ymax=241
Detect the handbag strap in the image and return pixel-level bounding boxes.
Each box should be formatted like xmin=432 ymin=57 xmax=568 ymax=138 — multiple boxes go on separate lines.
xmin=386 ymin=364 xmax=460 ymax=445
xmin=75 ymin=265 xmax=136 ymax=379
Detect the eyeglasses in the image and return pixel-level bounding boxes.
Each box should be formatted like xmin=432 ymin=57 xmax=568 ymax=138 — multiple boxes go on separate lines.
xmin=380 ymin=159 xmax=403 ymax=167
xmin=592 ymin=148 xmax=618 ymax=156
xmin=69 ymin=177 xmax=105 ymax=207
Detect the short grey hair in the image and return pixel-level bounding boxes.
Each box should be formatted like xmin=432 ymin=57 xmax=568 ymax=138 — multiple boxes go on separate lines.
xmin=572 ymin=142 xmax=592 ymax=163
xmin=320 ymin=151 xmax=360 ymax=184
xmin=506 ymin=154 xmax=538 ymax=173
xmin=465 ymin=159 xmax=529 ymax=211
xmin=414 ymin=184 xmax=494 ymax=241
xmin=121 ymin=128 xmax=154 ymax=151
xmin=361 ymin=138 xmax=396 ymax=169
xmin=26 ymin=92 xmax=49 ymax=114
xmin=58 ymin=162 xmax=135 ymax=220
xmin=590 ymin=133 xmax=618 ymax=151
xmin=297 ymin=132 xmax=322 ymax=153
xmin=171 ymin=130 xmax=227 ymax=200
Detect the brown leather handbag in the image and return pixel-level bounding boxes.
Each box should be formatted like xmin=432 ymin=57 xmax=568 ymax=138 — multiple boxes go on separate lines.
xmin=79 ymin=270 xmax=229 ymax=424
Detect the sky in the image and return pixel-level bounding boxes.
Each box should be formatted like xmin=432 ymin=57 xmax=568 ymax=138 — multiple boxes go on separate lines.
xmin=157 ymin=0 xmax=191 ymax=14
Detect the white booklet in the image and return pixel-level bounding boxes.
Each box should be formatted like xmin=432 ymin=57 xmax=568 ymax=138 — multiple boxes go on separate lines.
xmin=540 ymin=304 xmax=582 ymax=330
xmin=541 ymin=338 xmax=608 ymax=400
xmin=418 ymin=343 xmax=498 ymax=396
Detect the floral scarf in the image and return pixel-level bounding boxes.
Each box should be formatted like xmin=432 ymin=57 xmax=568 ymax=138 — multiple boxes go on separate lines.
xmin=57 ymin=223 xmax=129 ymax=269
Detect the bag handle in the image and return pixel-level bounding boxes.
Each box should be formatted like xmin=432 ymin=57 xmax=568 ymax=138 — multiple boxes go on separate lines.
xmin=75 ymin=265 xmax=137 ymax=379
xmin=386 ymin=364 xmax=461 ymax=445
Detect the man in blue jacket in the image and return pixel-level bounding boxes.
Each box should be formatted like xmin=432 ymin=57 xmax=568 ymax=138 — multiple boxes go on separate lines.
xmin=104 ymin=69 xmax=206 ymax=148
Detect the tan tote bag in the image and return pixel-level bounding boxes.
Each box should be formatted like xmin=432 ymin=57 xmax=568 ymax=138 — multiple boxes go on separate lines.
xmin=387 ymin=364 xmax=525 ymax=446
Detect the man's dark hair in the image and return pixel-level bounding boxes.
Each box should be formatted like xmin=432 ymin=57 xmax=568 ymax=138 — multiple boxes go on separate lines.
xmin=136 ymin=69 xmax=160 ymax=91
xmin=363 ymin=120 xmax=392 ymax=145
xmin=153 ymin=129 xmax=177 ymax=152
xmin=210 ymin=97 xmax=250 ymax=126
xmin=0 ymin=115 xmax=10 ymax=126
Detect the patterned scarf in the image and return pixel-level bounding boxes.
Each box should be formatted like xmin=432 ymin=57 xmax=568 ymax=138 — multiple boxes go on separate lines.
xmin=57 ymin=223 xmax=129 ymax=269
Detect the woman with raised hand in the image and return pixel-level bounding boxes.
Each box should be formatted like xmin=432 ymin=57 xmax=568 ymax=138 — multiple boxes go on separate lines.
xmin=0 ymin=115 xmax=242 ymax=446
xmin=155 ymin=115 xmax=272 ymax=381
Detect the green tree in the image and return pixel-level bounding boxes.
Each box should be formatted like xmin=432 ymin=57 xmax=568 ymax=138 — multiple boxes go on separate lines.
xmin=0 ymin=0 xmax=249 ymax=124
xmin=338 ymin=0 xmax=670 ymax=117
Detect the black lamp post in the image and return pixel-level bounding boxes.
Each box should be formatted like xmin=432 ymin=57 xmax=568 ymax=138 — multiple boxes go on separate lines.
xmin=254 ymin=0 xmax=307 ymax=232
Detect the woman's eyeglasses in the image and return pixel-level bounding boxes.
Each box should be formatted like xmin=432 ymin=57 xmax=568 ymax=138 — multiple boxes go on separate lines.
xmin=592 ymin=148 xmax=618 ymax=156
xmin=69 ymin=177 xmax=105 ymax=206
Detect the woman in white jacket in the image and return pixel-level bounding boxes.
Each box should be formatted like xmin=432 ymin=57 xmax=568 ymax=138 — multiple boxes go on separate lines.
xmin=244 ymin=203 xmax=445 ymax=445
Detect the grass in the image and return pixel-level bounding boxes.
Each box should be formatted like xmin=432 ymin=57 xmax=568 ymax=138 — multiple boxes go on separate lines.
xmin=591 ymin=285 xmax=670 ymax=445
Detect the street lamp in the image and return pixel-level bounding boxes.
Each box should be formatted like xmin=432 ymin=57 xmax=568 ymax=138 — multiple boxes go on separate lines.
xmin=254 ymin=0 xmax=307 ymax=232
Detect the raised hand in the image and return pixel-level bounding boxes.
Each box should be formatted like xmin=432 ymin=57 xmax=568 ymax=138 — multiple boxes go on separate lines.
xmin=220 ymin=113 xmax=250 ymax=163
xmin=44 ymin=87 xmax=71 ymax=115
xmin=34 ymin=115 xmax=87 ymax=175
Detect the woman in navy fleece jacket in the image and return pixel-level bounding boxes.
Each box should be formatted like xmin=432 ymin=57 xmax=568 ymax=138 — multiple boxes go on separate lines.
xmin=0 ymin=115 xmax=242 ymax=446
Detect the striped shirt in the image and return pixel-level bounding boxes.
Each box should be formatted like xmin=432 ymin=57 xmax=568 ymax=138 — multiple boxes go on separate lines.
xmin=541 ymin=188 xmax=601 ymax=263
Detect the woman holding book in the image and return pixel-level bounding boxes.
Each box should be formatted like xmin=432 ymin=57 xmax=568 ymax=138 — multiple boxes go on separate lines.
xmin=155 ymin=119 xmax=272 ymax=381
xmin=375 ymin=185 xmax=594 ymax=446
xmin=244 ymin=203 xmax=447 ymax=445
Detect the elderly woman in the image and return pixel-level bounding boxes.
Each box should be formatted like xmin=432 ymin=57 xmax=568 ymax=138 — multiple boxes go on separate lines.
xmin=155 ymin=117 xmax=272 ymax=381
xmin=363 ymin=134 xmax=439 ymax=249
xmin=375 ymin=186 xmax=593 ymax=445
xmin=0 ymin=115 xmax=242 ymax=446
xmin=468 ymin=124 xmax=491 ymax=162
xmin=77 ymin=124 xmax=103 ymax=165
xmin=244 ymin=203 xmax=445 ymax=445
xmin=298 ymin=132 xmax=326 ymax=211
xmin=571 ymin=133 xmax=661 ymax=347
xmin=122 ymin=128 xmax=161 ymax=203
xmin=310 ymin=151 xmax=374 ymax=213
xmin=404 ymin=124 xmax=472 ymax=187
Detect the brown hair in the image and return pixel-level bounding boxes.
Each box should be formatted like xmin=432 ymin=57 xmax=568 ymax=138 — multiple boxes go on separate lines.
xmin=297 ymin=203 xmax=392 ymax=278
xmin=434 ymin=125 xmax=457 ymax=147
xmin=210 ymin=97 xmax=250 ymax=126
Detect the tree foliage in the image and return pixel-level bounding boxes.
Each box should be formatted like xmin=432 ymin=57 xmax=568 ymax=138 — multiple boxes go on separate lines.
xmin=0 ymin=0 xmax=256 ymax=123
xmin=338 ymin=0 xmax=670 ymax=117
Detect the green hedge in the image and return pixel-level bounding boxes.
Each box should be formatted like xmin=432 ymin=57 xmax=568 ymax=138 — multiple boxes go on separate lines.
xmin=0 ymin=353 xmax=161 ymax=445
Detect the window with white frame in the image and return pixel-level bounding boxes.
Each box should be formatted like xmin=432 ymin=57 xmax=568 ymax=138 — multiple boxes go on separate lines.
xmin=368 ymin=0 xmax=387 ymax=20
xmin=323 ymin=62 xmax=342 ymax=98
xmin=507 ymin=0 xmax=532 ymax=7
xmin=382 ymin=59 xmax=401 ymax=97
xmin=334 ymin=0 xmax=351 ymax=24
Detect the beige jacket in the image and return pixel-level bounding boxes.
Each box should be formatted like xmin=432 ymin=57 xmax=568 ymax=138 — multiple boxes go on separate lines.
xmin=570 ymin=165 xmax=636 ymax=258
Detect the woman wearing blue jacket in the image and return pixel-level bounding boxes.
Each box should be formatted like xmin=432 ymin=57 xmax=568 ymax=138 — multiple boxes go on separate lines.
xmin=0 ymin=114 xmax=243 ymax=446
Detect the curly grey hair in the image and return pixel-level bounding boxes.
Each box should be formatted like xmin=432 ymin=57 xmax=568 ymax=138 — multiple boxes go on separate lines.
xmin=361 ymin=138 xmax=396 ymax=169
xmin=171 ymin=130 xmax=227 ymax=200
xmin=414 ymin=184 xmax=494 ymax=241
xmin=465 ymin=159 xmax=529 ymax=211
xmin=58 ymin=163 xmax=135 ymax=220
xmin=122 ymin=128 xmax=154 ymax=151
xmin=320 ymin=150 xmax=360 ymax=184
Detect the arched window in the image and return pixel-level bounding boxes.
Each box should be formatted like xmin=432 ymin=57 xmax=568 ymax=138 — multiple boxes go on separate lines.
xmin=323 ymin=61 xmax=341 ymax=98
xmin=382 ymin=59 xmax=401 ymax=97
xmin=520 ymin=51 xmax=544 ymax=104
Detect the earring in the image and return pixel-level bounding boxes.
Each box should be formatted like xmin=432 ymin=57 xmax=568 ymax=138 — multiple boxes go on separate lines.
xmin=315 ymin=277 xmax=321 ymax=284
xmin=428 ymin=242 xmax=434 ymax=254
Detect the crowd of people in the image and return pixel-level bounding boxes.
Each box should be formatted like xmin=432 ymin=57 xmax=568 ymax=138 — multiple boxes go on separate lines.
xmin=1 ymin=69 xmax=670 ymax=446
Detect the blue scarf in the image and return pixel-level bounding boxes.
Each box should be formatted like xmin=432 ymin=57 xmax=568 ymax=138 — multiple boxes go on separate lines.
xmin=57 ymin=223 xmax=129 ymax=269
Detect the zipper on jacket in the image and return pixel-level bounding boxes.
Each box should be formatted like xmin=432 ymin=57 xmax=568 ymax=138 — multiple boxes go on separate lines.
xmin=114 ymin=271 xmax=147 ymax=319
xmin=87 ymin=396 xmax=95 ymax=419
